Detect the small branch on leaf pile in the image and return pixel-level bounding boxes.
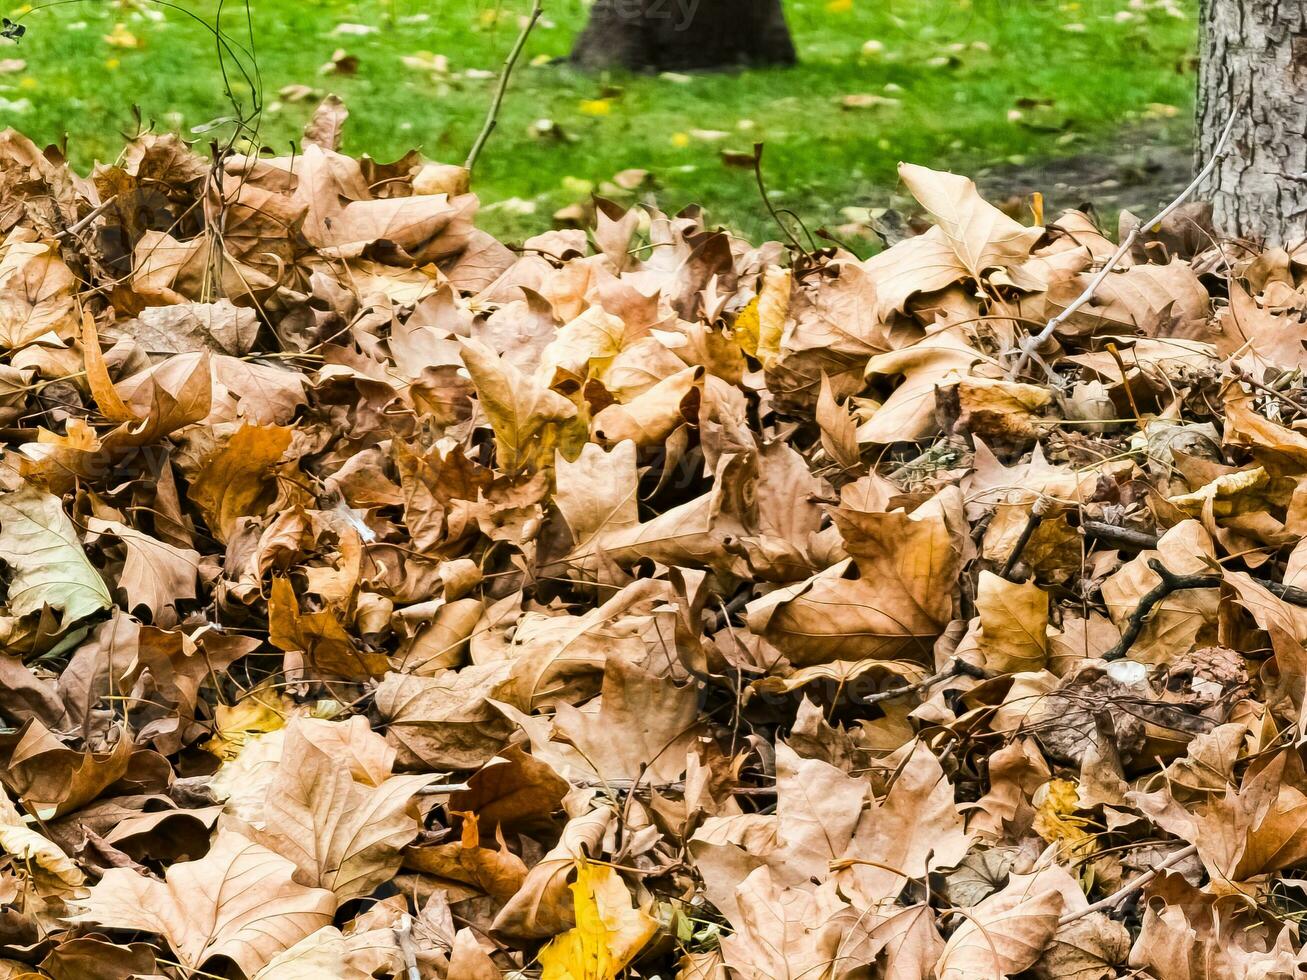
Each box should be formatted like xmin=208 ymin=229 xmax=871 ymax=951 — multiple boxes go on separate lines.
xmin=55 ymin=195 xmax=117 ymax=243
xmin=1084 ymin=520 xmax=1307 ymax=601
xmin=1080 ymin=519 xmax=1162 ymax=552
xmin=1102 ymin=558 xmax=1307 ymax=661
xmin=708 ymin=590 xmax=753 ymax=632
xmin=1009 ymin=110 xmax=1240 ymax=382
xmin=577 ymin=777 xmax=778 ymax=801
xmin=1000 ymin=494 xmax=1051 ymax=580
xmin=858 ymin=658 xmax=989 ymax=706
xmin=1058 ymin=842 xmax=1199 ymax=926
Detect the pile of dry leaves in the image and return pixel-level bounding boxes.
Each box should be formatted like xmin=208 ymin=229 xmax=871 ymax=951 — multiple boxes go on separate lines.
xmin=4 ymin=96 xmax=1307 ymax=979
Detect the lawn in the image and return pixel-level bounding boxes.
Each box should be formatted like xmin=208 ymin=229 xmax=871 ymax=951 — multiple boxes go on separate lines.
xmin=2 ymin=0 xmax=1198 ymax=242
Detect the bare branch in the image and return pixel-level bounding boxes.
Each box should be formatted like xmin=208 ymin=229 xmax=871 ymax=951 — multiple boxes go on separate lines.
xmin=1057 ymin=843 xmax=1198 ymax=926
xmin=1010 ymin=110 xmax=1240 ymax=382
xmin=465 ymin=0 xmax=544 ymax=173
xmin=858 ymin=657 xmax=988 ymax=707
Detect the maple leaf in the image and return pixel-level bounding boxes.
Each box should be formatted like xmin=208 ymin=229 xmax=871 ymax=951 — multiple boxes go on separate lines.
xmin=460 ymin=337 xmax=580 ymax=475
xmin=404 ymin=809 xmax=527 ymax=905
xmin=0 ymin=238 xmax=76 ymax=349
xmin=936 ymin=872 xmax=1064 ymax=980
xmin=13 ymin=102 xmax=1307 ymax=980
xmin=70 ymin=830 xmax=336 ymax=977
xmin=538 ymin=859 xmax=658 ymax=980
xmin=254 ymin=721 xmax=431 ymax=902
xmin=188 ymin=423 xmax=293 ymax=543
xmin=86 ymin=517 xmax=199 ymax=625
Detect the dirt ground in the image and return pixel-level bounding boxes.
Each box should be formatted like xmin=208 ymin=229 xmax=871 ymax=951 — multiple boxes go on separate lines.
xmin=977 ymin=123 xmax=1194 ymax=228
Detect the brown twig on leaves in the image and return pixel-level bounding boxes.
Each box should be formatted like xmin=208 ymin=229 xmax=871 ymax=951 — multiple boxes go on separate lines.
xmin=394 ymin=914 xmax=421 ymax=980
xmin=1001 ymin=495 xmax=1050 ymax=580
xmin=1085 ymin=529 xmax=1307 ymax=638
xmin=1009 ymin=110 xmax=1240 ymax=382
xmin=1057 ymin=843 xmax=1199 ymax=926
xmin=414 ymin=782 xmax=472 ymax=796
xmin=1097 ymin=558 xmax=1307 ymax=661
xmin=1105 ymin=342 xmax=1144 ymax=425
xmin=465 ymin=0 xmax=544 ymax=173
xmin=1231 ymin=365 xmax=1307 ymax=417
xmin=54 ymin=195 xmax=117 ymax=242
xmin=708 ymin=590 xmax=753 ymax=632
xmin=1102 ymin=560 xmax=1224 ymax=662
xmin=858 ymin=657 xmax=988 ymax=707
xmin=1081 ymin=519 xmax=1160 ymax=552
xmin=581 ymin=776 xmax=777 ymax=801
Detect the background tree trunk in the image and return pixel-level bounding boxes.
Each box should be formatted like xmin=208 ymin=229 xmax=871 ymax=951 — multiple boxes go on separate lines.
xmin=1197 ymin=0 xmax=1307 ymax=244
xmin=571 ymin=0 xmax=796 ymax=72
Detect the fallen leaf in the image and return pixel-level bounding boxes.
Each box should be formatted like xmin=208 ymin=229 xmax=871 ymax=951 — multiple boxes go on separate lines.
xmin=70 ymin=830 xmax=335 ymax=977
xmin=538 ymin=859 xmax=657 ymax=980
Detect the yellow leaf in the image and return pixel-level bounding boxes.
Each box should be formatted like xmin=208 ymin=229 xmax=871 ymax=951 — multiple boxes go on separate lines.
xmin=734 ymin=296 xmax=760 ymax=358
xmin=1032 ymin=778 xmax=1096 ymax=859
xmin=975 ymin=571 xmax=1049 ymax=673
xmin=104 ymin=23 xmax=141 ymax=48
xmin=0 ymin=792 xmax=85 ymax=898
xmin=538 ymin=860 xmax=657 ymax=980
xmin=735 ymin=265 xmax=790 ymax=367
xmin=205 ymin=680 xmax=295 ymax=760
xmin=82 ymin=309 xmax=140 ymax=423
xmin=188 ymin=423 xmax=292 ymax=543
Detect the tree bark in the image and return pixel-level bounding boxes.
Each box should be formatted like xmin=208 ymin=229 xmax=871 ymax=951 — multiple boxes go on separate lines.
xmin=1197 ymin=0 xmax=1307 ymax=245
xmin=571 ymin=0 xmax=796 ymax=72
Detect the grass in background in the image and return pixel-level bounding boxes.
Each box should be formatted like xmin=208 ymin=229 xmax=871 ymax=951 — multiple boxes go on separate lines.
xmin=2 ymin=0 xmax=1197 ymax=241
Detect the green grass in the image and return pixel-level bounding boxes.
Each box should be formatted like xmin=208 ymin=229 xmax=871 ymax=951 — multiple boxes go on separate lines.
xmin=2 ymin=0 xmax=1198 ymax=242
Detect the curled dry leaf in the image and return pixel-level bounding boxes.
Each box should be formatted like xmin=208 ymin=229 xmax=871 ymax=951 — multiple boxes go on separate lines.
xmin=8 ymin=113 xmax=1307 ymax=979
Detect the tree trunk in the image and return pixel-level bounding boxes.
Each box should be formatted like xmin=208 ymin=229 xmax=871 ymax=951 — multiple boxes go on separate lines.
xmin=571 ymin=0 xmax=796 ymax=72
xmin=1197 ymin=0 xmax=1307 ymax=244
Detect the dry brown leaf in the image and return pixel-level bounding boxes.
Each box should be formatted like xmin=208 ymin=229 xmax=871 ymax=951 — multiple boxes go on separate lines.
xmin=0 ymin=237 xmax=76 ymax=349
xmin=936 ymin=872 xmax=1064 ymax=980
xmin=460 ymin=337 xmax=579 ymax=475
xmin=188 ymin=423 xmax=293 ymax=542
xmin=974 ymin=571 xmax=1049 ymax=673
xmin=70 ymin=830 xmax=336 ymax=977
xmin=86 ymin=518 xmax=199 ymax=625
xmin=254 ymin=721 xmax=431 ymax=901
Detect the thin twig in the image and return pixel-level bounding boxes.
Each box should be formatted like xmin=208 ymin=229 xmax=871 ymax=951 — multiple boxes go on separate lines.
xmin=1084 ymin=525 xmax=1307 ymax=616
xmin=415 ymin=782 xmax=472 ymax=796
xmin=1103 ymin=560 xmax=1223 ymax=662
xmin=1010 ymin=110 xmax=1240 ymax=381
xmin=1081 ymin=520 xmax=1160 ymax=552
xmin=1232 ymin=365 xmax=1307 ymax=417
xmin=578 ymin=776 xmax=777 ymax=800
xmin=858 ymin=657 xmax=988 ymax=707
xmin=55 ymin=195 xmax=118 ymax=242
xmin=1057 ymin=842 xmax=1198 ymax=926
xmin=1105 ymin=342 xmax=1143 ymax=425
xmin=1001 ymin=495 xmax=1050 ymax=580
xmin=394 ymin=914 xmax=420 ymax=980
xmin=751 ymin=142 xmax=810 ymax=260
xmin=708 ymin=590 xmax=753 ymax=632
xmin=465 ymin=0 xmax=543 ymax=173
